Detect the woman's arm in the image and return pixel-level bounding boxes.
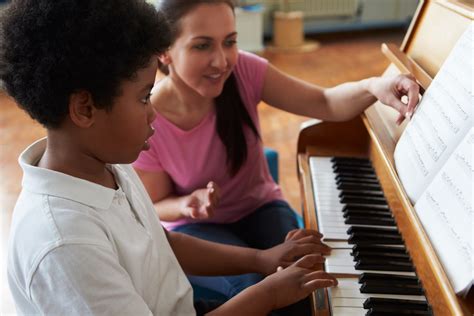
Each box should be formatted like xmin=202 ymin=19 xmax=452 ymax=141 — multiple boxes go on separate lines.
xmin=262 ymin=64 xmax=419 ymax=124
xmin=134 ymin=168 xmax=219 ymax=221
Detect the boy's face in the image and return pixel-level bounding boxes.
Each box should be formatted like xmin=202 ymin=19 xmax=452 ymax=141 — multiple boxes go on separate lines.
xmin=165 ymin=3 xmax=238 ymax=99
xmin=90 ymin=58 xmax=158 ymax=164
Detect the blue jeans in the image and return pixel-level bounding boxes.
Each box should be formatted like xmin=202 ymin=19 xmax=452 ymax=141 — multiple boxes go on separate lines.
xmin=174 ymin=200 xmax=311 ymax=315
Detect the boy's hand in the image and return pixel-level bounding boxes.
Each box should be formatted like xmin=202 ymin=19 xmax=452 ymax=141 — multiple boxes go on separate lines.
xmin=256 ymin=229 xmax=331 ymax=276
xmin=182 ymin=181 xmax=220 ymax=219
xmin=259 ymin=255 xmax=338 ymax=311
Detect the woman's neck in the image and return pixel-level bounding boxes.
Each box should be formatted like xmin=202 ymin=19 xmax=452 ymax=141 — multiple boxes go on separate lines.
xmin=158 ymin=75 xmax=213 ymax=114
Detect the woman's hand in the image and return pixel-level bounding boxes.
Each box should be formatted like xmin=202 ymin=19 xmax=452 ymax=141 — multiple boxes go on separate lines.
xmin=256 ymin=229 xmax=331 ymax=276
xmin=368 ymin=74 xmax=420 ymax=125
xmin=258 ymin=254 xmax=338 ymax=311
xmin=182 ymin=181 xmax=220 ymax=219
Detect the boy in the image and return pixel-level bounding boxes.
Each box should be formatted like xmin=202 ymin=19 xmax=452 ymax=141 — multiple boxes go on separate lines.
xmin=1 ymin=1 xmax=336 ymax=315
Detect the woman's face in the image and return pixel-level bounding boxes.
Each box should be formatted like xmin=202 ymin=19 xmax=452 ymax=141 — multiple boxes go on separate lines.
xmin=165 ymin=3 xmax=239 ymax=99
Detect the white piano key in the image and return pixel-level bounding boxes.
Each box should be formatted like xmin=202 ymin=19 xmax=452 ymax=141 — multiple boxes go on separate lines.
xmin=320 ymin=222 xmax=350 ymax=229
xmin=326 ymin=263 xmax=417 ymax=277
xmin=325 ymin=241 xmax=352 ymax=249
xmin=331 ymin=297 xmax=366 ymax=307
xmin=322 ymin=233 xmax=349 ymax=240
xmin=326 ymin=249 xmax=354 ymax=267
xmin=330 ymin=249 xmax=353 ymax=258
xmin=310 ymin=156 xmax=350 ymax=242
xmin=331 ymin=307 xmax=366 ymax=316
xmin=330 ymin=288 xmax=426 ymax=301
xmin=326 ymin=264 xmax=359 ymax=274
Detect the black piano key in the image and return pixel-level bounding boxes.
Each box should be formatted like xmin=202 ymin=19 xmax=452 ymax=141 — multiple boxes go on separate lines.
xmin=347 ymin=226 xmax=400 ymax=235
xmin=333 ymin=162 xmax=374 ymax=170
xmin=336 ymin=175 xmax=380 ymax=184
xmin=341 ymin=195 xmax=388 ymax=205
xmin=360 ymin=282 xmax=423 ymax=295
xmin=334 ymin=166 xmax=375 ymax=175
xmin=345 ymin=215 xmax=396 ymax=226
xmin=363 ymin=298 xmax=429 ymax=311
xmin=352 ymin=244 xmax=406 ymax=253
xmin=336 ymin=171 xmax=378 ymax=179
xmin=366 ymin=307 xmax=433 ymax=316
xmin=356 ymin=261 xmax=414 ymax=272
xmin=349 ymin=233 xmax=404 ymax=245
xmin=348 ymin=229 xmax=403 ymax=245
xmin=343 ymin=209 xmax=393 ymax=218
xmin=355 ymin=258 xmax=413 ymax=269
xmin=353 ymin=250 xmax=410 ymax=260
xmin=355 ymin=254 xmax=412 ymax=262
xmin=331 ymin=156 xmax=372 ymax=166
xmin=338 ymin=182 xmax=382 ymax=191
xmin=338 ymin=189 xmax=385 ymax=198
xmin=331 ymin=157 xmax=372 ymax=166
xmin=343 ymin=204 xmax=391 ymax=213
xmin=359 ymin=273 xmax=419 ymax=286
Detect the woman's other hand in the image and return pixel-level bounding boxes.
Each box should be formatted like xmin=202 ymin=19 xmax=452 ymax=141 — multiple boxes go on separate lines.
xmin=182 ymin=181 xmax=221 ymax=219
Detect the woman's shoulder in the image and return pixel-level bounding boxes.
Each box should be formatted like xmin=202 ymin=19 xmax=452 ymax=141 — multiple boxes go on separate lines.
xmin=236 ymin=50 xmax=268 ymax=72
xmin=234 ymin=51 xmax=269 ymax=106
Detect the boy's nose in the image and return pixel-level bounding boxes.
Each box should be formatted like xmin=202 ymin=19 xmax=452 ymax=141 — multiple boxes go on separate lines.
xmin=148 ymin=104 xmax=157 ymax=123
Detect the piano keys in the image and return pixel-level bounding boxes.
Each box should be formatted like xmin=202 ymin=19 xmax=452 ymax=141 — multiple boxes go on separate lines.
xmin=310 ymin=156 xmax=432 ymax=316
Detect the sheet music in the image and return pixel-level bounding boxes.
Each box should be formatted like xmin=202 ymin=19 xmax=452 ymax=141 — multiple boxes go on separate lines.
xmin=394 ymin=22 xmax=473 ymax=202
xmin=414 ymin=128 xmax=473 ymax=295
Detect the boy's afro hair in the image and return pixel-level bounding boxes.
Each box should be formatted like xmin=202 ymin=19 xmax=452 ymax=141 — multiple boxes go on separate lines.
xmin=0 ymin=0 xmax=170 ymax=128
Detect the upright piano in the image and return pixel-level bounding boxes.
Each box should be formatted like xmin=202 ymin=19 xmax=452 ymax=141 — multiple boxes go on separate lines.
xmin=296 ymin=1 xmax=473 ymax=315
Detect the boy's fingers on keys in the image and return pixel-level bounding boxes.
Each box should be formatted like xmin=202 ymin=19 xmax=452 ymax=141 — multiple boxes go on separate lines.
xmin=293 ymin=254 xmax=325 ymax=268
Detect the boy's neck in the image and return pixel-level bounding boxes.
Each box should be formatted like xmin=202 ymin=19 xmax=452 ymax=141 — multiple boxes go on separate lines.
xmin=37 ymin=133 xmax=118 ymax=190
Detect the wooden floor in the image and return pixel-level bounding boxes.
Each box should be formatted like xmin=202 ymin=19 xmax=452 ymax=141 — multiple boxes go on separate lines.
xmin=0 ymin=29 xmax=404 ymax=314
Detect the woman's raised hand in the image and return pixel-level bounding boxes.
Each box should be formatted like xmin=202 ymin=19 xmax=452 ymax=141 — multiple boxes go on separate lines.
xmin=369 ymin=74 xmax=420 ymax=125
xmin=182 ymin=181 xmax=221 ymax=219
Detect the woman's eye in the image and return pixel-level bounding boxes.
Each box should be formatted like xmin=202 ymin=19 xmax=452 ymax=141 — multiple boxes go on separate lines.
xmin=193 ymin=43 xmax=210 ymax=50
xmin=225 ymin=39 xmax=237 ymax=47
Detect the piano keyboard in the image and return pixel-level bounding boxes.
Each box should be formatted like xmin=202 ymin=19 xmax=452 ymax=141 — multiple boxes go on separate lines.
xmin=309 ymin=156 xmax=433 ymax=316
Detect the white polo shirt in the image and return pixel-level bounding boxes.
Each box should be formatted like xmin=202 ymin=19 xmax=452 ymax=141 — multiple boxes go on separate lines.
xmin=7 ymin=138 xmax=195 ymax=315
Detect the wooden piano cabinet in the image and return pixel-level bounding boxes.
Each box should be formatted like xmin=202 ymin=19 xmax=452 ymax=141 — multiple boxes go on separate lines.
xmin=297 ymin=117 xmax=474 ymax=316
xmin=296 ymin=2 xmax=473 ymax=314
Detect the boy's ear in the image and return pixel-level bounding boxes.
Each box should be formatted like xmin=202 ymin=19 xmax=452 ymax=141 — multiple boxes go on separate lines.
xmin=68 ymin=90 xmax=96 ymax=128
xmin=158 ymin=51 xmax=171 ymax=65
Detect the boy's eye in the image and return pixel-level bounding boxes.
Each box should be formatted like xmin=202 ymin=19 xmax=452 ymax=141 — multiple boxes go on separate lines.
xmin=141 ymin=93 xmax=152 ymax=104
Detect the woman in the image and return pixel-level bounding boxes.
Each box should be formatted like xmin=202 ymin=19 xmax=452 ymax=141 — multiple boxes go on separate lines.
xmin=133 ymin=0 xmax=419 ymax=309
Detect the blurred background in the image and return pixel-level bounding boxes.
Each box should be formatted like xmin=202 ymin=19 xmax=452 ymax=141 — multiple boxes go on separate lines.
xmin=1 ymin=0 xmax=419 ymax=314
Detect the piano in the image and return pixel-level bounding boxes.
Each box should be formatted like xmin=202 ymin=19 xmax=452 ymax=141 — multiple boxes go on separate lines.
xmin=296 ymin=1 xmax=474 ymax=315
